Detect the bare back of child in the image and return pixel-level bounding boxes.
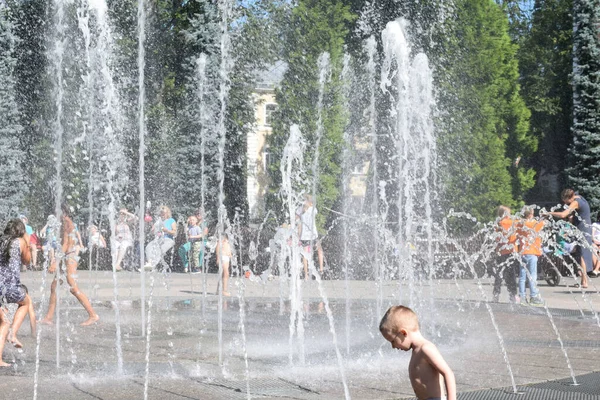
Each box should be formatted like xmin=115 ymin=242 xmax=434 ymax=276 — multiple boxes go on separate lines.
xmin=409 ymin=340 xmax=449 ymax=399
xmin=380 ymin=305 xmax=456 ymax=400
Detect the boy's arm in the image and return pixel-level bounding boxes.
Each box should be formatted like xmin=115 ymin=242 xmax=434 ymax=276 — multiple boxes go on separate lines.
xmin=422 ymin=342 xmax=456 ymax=400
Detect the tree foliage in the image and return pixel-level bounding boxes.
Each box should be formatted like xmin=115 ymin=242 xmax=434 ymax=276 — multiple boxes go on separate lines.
xmin=567 ymin=0 xmax=600 ymax=214
xmin=436 ymin=0 xmax=536 ymax=220
xmin=267 ymin=0 xmax=356 ymax=230
xmin=2 ymin=0 xmax=597 ymax=233
xmin=0 ymin=3 xmax=28 ymax=223
xmin=518 ymin=0 xmax=573 ymax=202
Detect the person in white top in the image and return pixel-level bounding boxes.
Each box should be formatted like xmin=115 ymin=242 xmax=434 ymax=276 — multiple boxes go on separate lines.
xmin=115 ymin=208 xmax=137 ymax=271
xmin=297 ymin=194 xmax=324 ymax=280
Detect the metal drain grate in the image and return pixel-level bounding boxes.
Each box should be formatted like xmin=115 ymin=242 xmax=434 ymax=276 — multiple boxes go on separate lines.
xmin=529 ymin=372 xmax=600 ymax=397
xmin=505 ymin=339 xmax=600 ymax=348
xmin=458 ymin=387 xmax=600 ymax=399
xmin=402 ymin=373 xmax=600 ymax=400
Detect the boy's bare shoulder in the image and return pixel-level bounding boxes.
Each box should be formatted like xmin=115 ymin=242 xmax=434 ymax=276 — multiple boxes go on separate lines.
xmin=420 ymin=339 xmax=443 ymax=358
xmin=421 ymin=339 xmax=438 ymax=349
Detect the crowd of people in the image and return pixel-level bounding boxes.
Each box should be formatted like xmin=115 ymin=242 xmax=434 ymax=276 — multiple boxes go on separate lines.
xmin=0 ymin=193 xmax=327 ymax=366
xmin=493 ymin=188 xmax=600 ymax=305
xmin=2 ymin=189 xmax=598 ymax=400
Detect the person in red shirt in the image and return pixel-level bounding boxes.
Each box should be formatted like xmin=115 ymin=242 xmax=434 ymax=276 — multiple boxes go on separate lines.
xmin=493 ymin=206 xmax=519 ymax=303
xmin=517 ymin=207 xmax=545 ymax=306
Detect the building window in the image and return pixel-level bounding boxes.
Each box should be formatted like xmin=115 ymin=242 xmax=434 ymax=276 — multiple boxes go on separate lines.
xmin=263 ymin=145 xmax=273 ymax=172
xmin=265 ymin=103 xmax=277 ymax=126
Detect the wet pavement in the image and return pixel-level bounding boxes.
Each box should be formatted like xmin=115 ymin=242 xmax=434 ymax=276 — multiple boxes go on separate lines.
xmin=0 ymin=270 xmax=599 ymax=399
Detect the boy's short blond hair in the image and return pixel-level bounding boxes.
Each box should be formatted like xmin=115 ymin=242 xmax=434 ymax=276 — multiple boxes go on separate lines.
xmin=522 ymin=206 xmax=534 ymax=218
xmin=379 ymin=305 xmax=419 ymax=333
xmin=497 ymin=205 xmax=511 ymax=218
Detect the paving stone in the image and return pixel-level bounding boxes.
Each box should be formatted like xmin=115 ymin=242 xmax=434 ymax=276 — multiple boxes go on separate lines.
xmin=0 ymin=272 xmax=597 ymax=399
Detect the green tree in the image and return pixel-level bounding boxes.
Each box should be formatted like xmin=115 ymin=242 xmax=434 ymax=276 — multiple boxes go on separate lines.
xmin=0 ymin=3 xmax=27 ymax=223
xmin=568 ymin=0 xmax=600 ymax=213
xmin=147 ymin=0 xmax=279 ymax=222
xmin=268 ymin=0 xmax=356 ymax=230
xmin=11 ymin=0 xmax=53 ymax=224
xmin=436 ymin=0 xmax=536 ymax=220
xmin=519 ymin=0 xmax=573 ymax=202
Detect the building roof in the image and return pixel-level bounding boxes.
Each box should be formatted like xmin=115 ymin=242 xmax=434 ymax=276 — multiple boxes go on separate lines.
xmin=255 ymin=61 xmax=287 ymax=90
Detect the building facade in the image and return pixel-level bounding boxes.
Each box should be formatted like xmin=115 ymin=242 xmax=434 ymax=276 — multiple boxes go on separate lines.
xmin=247 ymin=62 xmax=370 ymax=221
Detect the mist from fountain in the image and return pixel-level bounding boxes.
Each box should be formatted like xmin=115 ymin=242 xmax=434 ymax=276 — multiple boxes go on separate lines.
xmin=341 ymin=52 xmax=353 ymax=356
xmin=48 ymin=0 xmax=67 ymax=370
xmin=381 ymin=20 xmax=437 ymax=314
xmin=364 ymin=35 xmax=384 ymax=319
xmin=6 ymin=1 xmax=600 ymax=398
xmin=283 ymin=125 xmax=306 ymax=366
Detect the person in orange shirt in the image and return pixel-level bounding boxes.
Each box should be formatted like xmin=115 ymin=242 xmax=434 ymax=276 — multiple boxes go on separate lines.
xmin=517 ymin=207 xmax=544 ymax=306
xmin=493 ymin=206 xmax=519 ymax=303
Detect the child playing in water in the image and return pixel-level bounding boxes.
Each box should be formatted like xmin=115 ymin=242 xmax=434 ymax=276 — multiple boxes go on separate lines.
xmin=41 ymin=215 xmax=59 ymax=272
xmin=516 ymin=207 xmax=545 ymax=305
xmin=41 ymin=204 xmax=99 ymax=326
xmin=380 ymin=306 xmax=456 ymax=400
xmin=0 ymin=219 xmax=35 ymax=366
xmin=186 ymin=216 xmax=204 ymax=273
xmin=215 ymin=233 xmax=232 ymax=296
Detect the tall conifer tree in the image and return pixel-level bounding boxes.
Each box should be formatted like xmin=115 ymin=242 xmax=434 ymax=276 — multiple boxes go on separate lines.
xmin=518 ymin=0 xmax=573 ymax=202
xmin=568 ymin=0 xmax=600 ymax=213
xmin=436 ymin=0 xmax=536 ymax=220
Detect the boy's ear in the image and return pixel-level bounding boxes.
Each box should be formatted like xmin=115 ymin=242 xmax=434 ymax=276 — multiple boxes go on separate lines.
xmin=400 ymin=328 xmax=408 ymax=336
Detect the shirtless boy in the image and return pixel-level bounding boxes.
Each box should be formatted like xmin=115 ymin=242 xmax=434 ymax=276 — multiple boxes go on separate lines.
xmin=380 ymin=306 xmax=456 ymax=400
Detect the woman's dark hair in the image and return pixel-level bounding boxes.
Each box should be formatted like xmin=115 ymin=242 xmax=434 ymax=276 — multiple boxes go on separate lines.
xmin=61 ymin=203 xmax=71 ymax=218
xmin=0 ymin=218 xmax=26 ymax=263
xmin=561 ymin=188 xmax=575 ymax=202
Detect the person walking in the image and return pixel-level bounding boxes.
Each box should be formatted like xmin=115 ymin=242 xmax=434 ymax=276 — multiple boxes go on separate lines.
xmin=0 ymin=219 xmax=35 ymax=365
xmin=297 ymin=195 xmax=324 ymax=280
xmin=41 ymin=204 xmax=99 ymax=326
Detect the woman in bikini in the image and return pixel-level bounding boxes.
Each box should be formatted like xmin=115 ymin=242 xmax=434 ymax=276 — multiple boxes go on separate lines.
xmin=41 ymin=204 xmax=99 ymax=326
xmin=0 ymin=219 xmax=35 ymax=366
